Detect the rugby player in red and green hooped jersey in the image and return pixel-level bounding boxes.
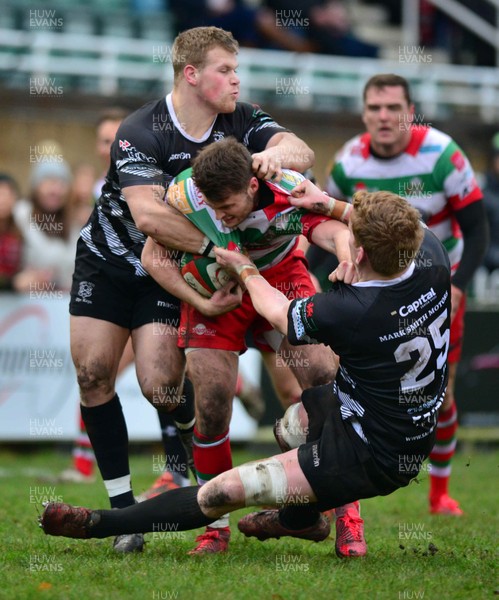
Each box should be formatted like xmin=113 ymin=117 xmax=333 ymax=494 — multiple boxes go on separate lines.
xmin=324 ymin=73 xmax=488 ymax=516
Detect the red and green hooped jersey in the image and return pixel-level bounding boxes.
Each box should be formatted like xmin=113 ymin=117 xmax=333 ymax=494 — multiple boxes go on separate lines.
xmin=326 ymin=126 xmax=483 ymax=273
xmin=167 ymin=168 xmax=330 ymax=270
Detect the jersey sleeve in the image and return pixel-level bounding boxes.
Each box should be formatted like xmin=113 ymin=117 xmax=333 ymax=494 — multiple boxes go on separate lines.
xmin=236 ymin=103 xmax=289 ymax=152
xmin=298 ymin=211 xmax=332 ymax=242
xmin=434 ymin=139 xmax=483 ymax=212
xmin=287 ymin=291 xmax=345 ymax=347
xmin=113 ymin=121 xmax=166 ymax=189
xmin=287 ymin=285 xmax=365 ymax=352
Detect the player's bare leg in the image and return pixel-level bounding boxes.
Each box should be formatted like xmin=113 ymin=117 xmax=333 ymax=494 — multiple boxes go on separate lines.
xmin=262 ymin=352 xmax=302 ymax=409
xmin=185 ymin=348 xmax=239 ymax=554
xmin=132 ymin=322 xmax=195 ymax=489
xmin=206 ymin=450 xmax=329 ymax=543
xmin=71 ymin=316 xmax=130 ymax=408
xmin=277 ymin=337 xmax=337 ymax=389
xmin=131 ymin=322 xmax=185 ymax=413
xmin=429 ymin=363 xmax=463 ymax=515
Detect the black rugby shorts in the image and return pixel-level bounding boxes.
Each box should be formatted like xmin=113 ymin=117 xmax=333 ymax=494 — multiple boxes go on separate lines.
xmin=297 ymin=384 xmax=406 ymax=511
xmin=69 ymin=239 xmax=180 ymax=330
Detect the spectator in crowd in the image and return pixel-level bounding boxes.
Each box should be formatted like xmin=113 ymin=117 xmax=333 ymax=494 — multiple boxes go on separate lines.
xmin=0 ymin=174 xmax=23 ymax=291
xmin=257 ymin=0 xmax=379 ymax=57
xmin=482 ymin=132 xmax=499 ymax=272
xmin=170 ymin=0 xmax=264 ymax=48
xmin=13 ymin=149 xmax=79 ymax=292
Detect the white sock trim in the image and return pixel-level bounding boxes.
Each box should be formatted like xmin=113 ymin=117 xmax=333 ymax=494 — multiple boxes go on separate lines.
xmin=175 ymin=417 xmax=196 ymax=430
xmin=428 ymin=465 xmax=451 ymax=478
xmin=431 ymin=440 xmax=457 ymax=455
xmin=104 ymin=474 xmax=132 ymax=498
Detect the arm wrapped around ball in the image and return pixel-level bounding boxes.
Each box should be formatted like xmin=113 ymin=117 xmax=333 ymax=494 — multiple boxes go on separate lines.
xmin=141 ymin=237 xmax=241 ymax=316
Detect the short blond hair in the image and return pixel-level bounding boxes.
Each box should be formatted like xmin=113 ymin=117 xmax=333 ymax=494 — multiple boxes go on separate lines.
xmin=351 ymin=190 xmax=423 ymax=276
xmin=172 ymin=26 xmax=239 ymax=85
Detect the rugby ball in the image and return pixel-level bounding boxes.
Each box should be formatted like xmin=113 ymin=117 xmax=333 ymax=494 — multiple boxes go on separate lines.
xmin=181 ymin=253 xmax=232 ymax=298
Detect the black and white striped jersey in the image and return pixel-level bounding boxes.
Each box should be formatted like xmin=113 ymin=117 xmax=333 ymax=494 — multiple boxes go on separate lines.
xmin=80 ymin=93 xmax=288 ymax=276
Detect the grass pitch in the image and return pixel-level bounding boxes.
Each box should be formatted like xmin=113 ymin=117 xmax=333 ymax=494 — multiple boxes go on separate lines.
xmin=0 ymin=446 xmax=496 ymax=600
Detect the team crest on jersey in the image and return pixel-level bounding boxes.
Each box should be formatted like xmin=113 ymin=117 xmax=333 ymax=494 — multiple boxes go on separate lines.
xmin=212 ymin=131 xmax=225 ymax=142
xmin=119 ymin=139 xmax=131 ymax=150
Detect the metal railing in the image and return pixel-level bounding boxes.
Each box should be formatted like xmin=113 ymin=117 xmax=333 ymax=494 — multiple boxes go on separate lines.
xmin=402 ymin=0 xmax=499 ymax=66
xmin=1 ymin=28 xmax=499 ymax=121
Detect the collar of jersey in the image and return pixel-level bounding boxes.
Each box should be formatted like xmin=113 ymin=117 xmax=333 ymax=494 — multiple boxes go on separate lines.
xmin=353 ymin=261 xmax=415 ymax=287
xmin=165 ymin=93 xmax=216 ymax=143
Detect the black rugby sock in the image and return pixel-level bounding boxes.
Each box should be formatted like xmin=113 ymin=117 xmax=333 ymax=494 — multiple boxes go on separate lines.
xmin=89 ymin=487 xmax=212 ymax=537
xmin=80 ymin=394 xmax=134 ymax=509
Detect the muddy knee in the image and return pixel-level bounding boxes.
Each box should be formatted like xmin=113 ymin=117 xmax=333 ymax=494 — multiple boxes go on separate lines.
xmin=75 ymin=360 xmax=115 ymax=404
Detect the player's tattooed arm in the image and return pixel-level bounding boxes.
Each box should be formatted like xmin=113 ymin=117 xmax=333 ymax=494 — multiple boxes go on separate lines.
xmin=289 ymin=180 xmax=352 ymax=223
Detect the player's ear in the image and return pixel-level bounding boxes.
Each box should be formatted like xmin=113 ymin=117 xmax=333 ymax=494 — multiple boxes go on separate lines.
xmin=184 ymin=64 xmax=198 ymax=85
xmin=248 ymin=176 xmax=259 ymax=194
xmin=407 ymin=103 xmax=415 ymax=124
xmin=355 ymin=245 xmax=365 ymax=265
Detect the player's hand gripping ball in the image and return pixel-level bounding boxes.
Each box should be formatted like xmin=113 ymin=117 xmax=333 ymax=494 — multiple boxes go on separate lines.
xmin=181 ymin=253 xmax=233 ymax=298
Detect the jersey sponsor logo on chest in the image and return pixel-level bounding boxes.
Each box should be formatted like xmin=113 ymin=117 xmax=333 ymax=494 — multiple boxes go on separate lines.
xmin=168 ymin=152 xmax=191 ymax=162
